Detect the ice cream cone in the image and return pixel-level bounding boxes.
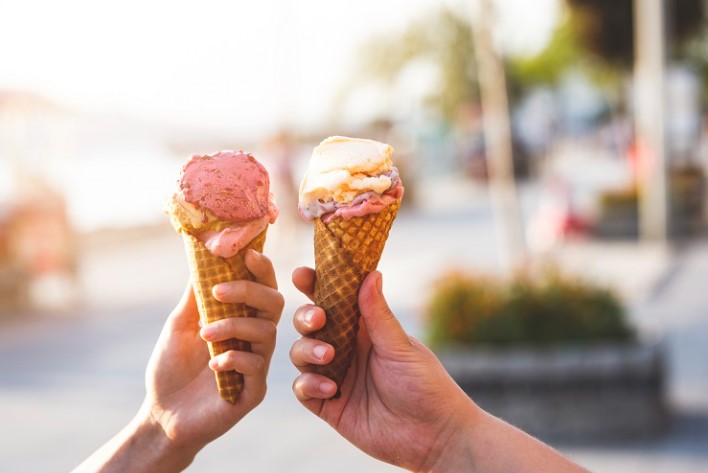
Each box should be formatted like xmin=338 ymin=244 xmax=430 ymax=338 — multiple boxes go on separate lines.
xmin=298 ymin=136 xmax=403 ymax=397
xmin=312 ymin=200 xmax=400 ymax=397
xmin=183 ymin=229 xmax=268 ymax=404
xmin=167 ymin=150 xmax=278 ymax=403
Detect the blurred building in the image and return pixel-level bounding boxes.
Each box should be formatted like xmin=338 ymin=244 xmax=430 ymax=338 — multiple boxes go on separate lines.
xmin=0 ymin=90 xmax=78 ymax=311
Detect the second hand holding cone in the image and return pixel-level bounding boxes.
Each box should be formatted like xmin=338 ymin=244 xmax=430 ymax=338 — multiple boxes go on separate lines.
xmin=299 ymin=137 xmax=404 ymax=397
xmin=167 ymin=150 xmax=278 ymax=403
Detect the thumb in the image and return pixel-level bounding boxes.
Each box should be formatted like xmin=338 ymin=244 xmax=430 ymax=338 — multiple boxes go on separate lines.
xmin=167 ymin=280 xmax=200 ymax=328
xmin=358 ymin=271 xmax=411 ymax=350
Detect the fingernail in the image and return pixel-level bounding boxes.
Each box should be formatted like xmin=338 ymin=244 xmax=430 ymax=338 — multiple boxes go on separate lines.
xmin=374 ymin=271 xmax=383 ymax=294
xmin=319 ymin=381 xmax=335 ymax=394
xmin=312 ymin=345 xmax=328 ymax=360
xmin=208 ymin=357 xmax=220 ymax=370
xmin=212 ymin=284 xmax=224 ymax=298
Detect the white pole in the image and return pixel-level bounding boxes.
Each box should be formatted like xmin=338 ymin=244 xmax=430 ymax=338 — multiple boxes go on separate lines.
xmin=472 ymin=0 xmax=527 ymax=272
xmin=634 ymin=0 xmax=668 ymax=242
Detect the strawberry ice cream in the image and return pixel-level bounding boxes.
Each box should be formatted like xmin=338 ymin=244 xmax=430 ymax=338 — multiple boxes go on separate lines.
xmin=167 ymin=150 xmax=278 ymax=257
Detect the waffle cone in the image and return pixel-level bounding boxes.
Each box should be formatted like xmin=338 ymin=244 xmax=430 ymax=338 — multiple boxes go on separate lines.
xmin=182 ymin=229 xmax=267 ymax=403
xmin=312 ymin=200 xmax=401 ymax=397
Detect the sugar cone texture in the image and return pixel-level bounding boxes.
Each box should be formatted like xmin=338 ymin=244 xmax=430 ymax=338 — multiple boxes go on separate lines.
xmin=182 ymin=229 xmax=267 ymax=403
xmin=312 ymin=200 xmax=401 ymax=397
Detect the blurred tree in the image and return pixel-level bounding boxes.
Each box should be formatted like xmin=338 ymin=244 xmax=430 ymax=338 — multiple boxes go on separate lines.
xmin=507 ymin=15 xmax=582 ymax=89
xmin=680 ymin=24 xmax=708 ymax=107
xmin=506 ymin=10 xmax=621 ymax=96
xmin=566 ymin=0 xmax=704 ymax=67
xmin=343 ymin=1 xmax=706 ymax=121
xmin=507 ymin=0 xmax=707 ymax=118
xmin=348 ymin=7 xmax=479 ymax=121
xmin=507 ymin=0 xmax=706 ymax=93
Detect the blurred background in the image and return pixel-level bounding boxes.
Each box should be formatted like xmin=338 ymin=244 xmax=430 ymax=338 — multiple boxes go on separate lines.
xmin=1 ymin=0 xmax=708 ymax=471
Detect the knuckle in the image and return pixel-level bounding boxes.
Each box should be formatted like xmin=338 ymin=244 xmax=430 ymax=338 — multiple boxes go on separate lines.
xmin=234 ymin=282 xmax=248 ymax=301
xmin=288 ymin=341 xmax=299 ymax=362
xmin=261 ymin=320 xmax=277 ymax=340
xmin=289 ymin=338 xmax=307 ymax=364
xmin=292 ymin=376 xmax=306 ymax=399
xmin=225 ymin=350 xmax=241 ymax=366
xmin=255 ymin=383 xmax=267 ymax=404
xmin=251 ymin=355 xmax=266 ymax=373
xmin=273 ymin=292 xmax=285 ymax=313
xmin=257 ymin=252 xmax=273 ymax=269
xmin=293 ymin=306 xmax=306 ymax=324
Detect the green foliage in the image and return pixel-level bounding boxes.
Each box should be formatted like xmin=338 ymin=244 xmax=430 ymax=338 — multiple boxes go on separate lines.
xmin=509 ymin=0 xmax=706 ymax=98
xmin=678 ymin=25 xmax=708 ymax=108
xmin=352 ymin=7 xmax=478 ymax=121
xmin=506 ymin=10 xmax=623 ymax=97
xmin=507 ymin=14 xmax=582 ymax=88
xmin=425 ymin=270 xmax=634 ymax=348
xmin=344 ymin=1 xmax=708 ymax=121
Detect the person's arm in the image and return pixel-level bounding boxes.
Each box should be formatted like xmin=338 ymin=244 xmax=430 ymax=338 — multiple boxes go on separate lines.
xmin=73 ymin=406 xmax=196 ymax=473
xmin=465 ymin=409 xmax=588 ymax=473
xmin=290 ymin=268 xmax=588 ymax=473
xmin=74 ymin=250 xmax=283 ymax=472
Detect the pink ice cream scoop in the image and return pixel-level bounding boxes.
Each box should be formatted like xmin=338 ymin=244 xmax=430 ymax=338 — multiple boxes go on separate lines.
xmin=169 ymin=150 xmax=278 ymax=258
xmin=181 ymin=151 xmax=272 ymax=223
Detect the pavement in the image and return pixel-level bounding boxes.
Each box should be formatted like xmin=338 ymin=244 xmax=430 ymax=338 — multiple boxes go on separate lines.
xmin=0 ymin=177 xmax=707 ymax=472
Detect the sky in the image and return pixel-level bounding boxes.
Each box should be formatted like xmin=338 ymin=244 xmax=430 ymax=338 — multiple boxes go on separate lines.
xmin=0 ymin=0 xmax=559 ymax=136
xmin=0 ymin=0 xmax=560 ymax=231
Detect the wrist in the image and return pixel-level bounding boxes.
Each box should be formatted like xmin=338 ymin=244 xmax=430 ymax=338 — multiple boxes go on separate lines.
xmin=418 ymin=397 xmax=481 ymax=473
xmin=72 ymin=403 xmax=199 ymax=473
xmin=129 ymin=404 xmax=199 ymax=472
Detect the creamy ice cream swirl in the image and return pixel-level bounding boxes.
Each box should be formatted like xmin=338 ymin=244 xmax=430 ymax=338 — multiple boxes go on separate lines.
xmin=298 ymin=136 xmax=404 ymax=222
xmin=299 ymin=169 xmax=403 ymax=222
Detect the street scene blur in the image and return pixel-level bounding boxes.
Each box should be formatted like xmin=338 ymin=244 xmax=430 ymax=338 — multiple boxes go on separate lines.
xmin=2 ymin=0 xmax=708 ymax=471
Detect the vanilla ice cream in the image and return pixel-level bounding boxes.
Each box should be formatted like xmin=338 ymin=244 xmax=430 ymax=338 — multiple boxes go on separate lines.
xmin=298 ymin=136 xmax=403 ymax=222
